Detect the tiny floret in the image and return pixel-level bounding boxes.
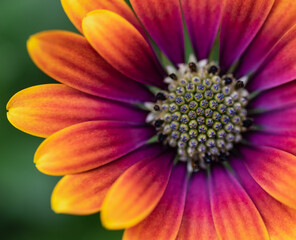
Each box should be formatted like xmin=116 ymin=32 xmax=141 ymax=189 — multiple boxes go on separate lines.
xmin=148 ymin=61 xmax=250 ymax=171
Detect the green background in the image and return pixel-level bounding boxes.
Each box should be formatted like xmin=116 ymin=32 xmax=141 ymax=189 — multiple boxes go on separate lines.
xmin=0 ymin=0 xmax=125 ymax=239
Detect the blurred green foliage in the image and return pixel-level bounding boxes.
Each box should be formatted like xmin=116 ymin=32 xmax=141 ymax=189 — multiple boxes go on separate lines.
xmin=0 ymin=0 xmax=123 ymax=239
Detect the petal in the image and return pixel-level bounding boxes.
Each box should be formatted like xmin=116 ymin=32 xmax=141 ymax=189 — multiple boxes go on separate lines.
xmin=130 ymin=0 xmax=184 ymax=65
xmin=248 ymin=25 xmax=296 ymax=91
xmin=82 ymin=10 xmax=166 ymax=88
xmin=241 ymin=145 xmax=296 ymax=209
xmin=254 ymin=106 xmax=296 ymax=130
xmin=176 ymin=171 xmax=219 ymax=240
xmin=123 ymin=164 xmax=188 ymax=240
xmin=249 ymin=80 xmax=296 ymax=112
xmin=231 ymin=158 xmax=296 ymax=240
xmin=236 ymin=1 xmax=296 ymax=77
xmin=181 ymin=0 xmax=224 ymax=60
xmin=34 ymin=121 xmax=154 ymax=175
xmin=255 ymin=129 xmax=296 ymax=138
xmin=247 ymin=132 xmax=296 ymax=156
xmin=27 ymin=30 xmax=153 ymax=103
xmin=61 ymin=0 xmax=145 ymax=36
xmin=209 ymin=166 xmax=269 ymax=240
xmin=51 ymin=144 xmax=163 ymax=215
xmin=6 ymin=84 xmax=147 ymax=138
xmin=100 ymin=150 xmax=174 ymax=229
xmin=219 ymin=0 xmax=274 ymax=72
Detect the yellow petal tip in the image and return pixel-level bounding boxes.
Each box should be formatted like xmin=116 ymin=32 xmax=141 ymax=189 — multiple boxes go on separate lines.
xmin=100 ymin=211 xmax=125 ymax=230
xmin=51 ymin=179 xmax=73 ymax=214
xmin=27 ymin=34 xmax=39 ymax=51
xmin=51 ymin=195 xmax=68 ymax=214
xmin=100 ymin=205 xmax=146 ymax=230
xmin=34 ymin=156 xmax=62 ymax=176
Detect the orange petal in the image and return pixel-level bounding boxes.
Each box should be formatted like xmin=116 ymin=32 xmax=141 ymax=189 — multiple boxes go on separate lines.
xmin=209 ymin=166 xmax=269 ymax=240
xmin=219 ymin=0 xmax=274 ymax=72
xmin=176 ymin=171 xmax=219 ymax=240
xmin=6 ymin=84 xmax=148 ymax=138
xmin=51 ymin=144 xmax=163 ymax=215
xmin=27 ymin=30 xmax=153 ymax=103
xmin=241 ymin=145 xmax=296 ymax=209
xmin=34 ymin=121 xmax=154 ymax=175
xmin=100 ymin=150 xmax=174 ymax=229
xmin=236 ymin=0 xmax=296 ymax=76
xmin=123 ymin=164 xmax=188 ymax=240
xmin=248 ymin=25 xmax=296 ymax=92
xmin=82 ymin=10 xmax=165 ymax=88
xmin=61 ymin=0 xmax=145 ymax=36
xmin=231 ymin=158 xmax=296 ymax=240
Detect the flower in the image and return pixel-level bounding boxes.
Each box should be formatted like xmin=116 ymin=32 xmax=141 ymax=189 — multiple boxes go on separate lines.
xmin=6 ymin=0 xmax=296 ymax=239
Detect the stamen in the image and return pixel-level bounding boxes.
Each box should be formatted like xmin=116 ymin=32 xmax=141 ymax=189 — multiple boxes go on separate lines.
xmin=155 ymin=92 xmax=166 ymax=101
xmin=235 ymin=80 xmax=245 ymax=89
xmin=188 ymin=62 xmax=197 ymax=72
xmin=169 ymin=73 xmax=178 ymax=80
xmin=158 ymin=133 xmax=167 ymax=142
xmin=243 ymin=119 xmax=253 ymax=128
xmin=224 ymin=77 xmax=233 ymax=85
xmin=208 ymin=64 xmax=219 ymax=75
xmin=154 ymin=105 xmax=160 ymax=111
xmin=154 ymin=119 xmax=164 ymax=128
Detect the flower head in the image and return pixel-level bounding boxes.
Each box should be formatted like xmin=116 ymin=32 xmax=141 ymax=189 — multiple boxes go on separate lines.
xmin=6 ymin=0 xmax=296 ymax=239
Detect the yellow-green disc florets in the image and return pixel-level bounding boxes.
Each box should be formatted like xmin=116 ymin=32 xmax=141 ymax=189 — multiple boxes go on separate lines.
xmin=147 ymin=60 xmax=252 ymax=171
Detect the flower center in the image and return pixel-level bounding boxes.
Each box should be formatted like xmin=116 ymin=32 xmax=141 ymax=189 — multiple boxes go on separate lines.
xmin=148 ymin=61 xmax=252 ymax=171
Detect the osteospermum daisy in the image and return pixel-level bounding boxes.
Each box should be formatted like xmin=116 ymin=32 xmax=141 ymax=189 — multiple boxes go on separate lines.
xmin=7 ymin=0 xmax=296 ymax=239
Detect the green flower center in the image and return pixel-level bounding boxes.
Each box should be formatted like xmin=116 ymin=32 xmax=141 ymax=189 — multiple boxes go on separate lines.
xmin=149 ymin=61 xmax=251 ymax=171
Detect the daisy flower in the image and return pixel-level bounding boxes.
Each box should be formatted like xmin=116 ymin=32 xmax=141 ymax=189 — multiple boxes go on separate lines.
xmin=6 ymin=0 xmax=296 ymax=239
